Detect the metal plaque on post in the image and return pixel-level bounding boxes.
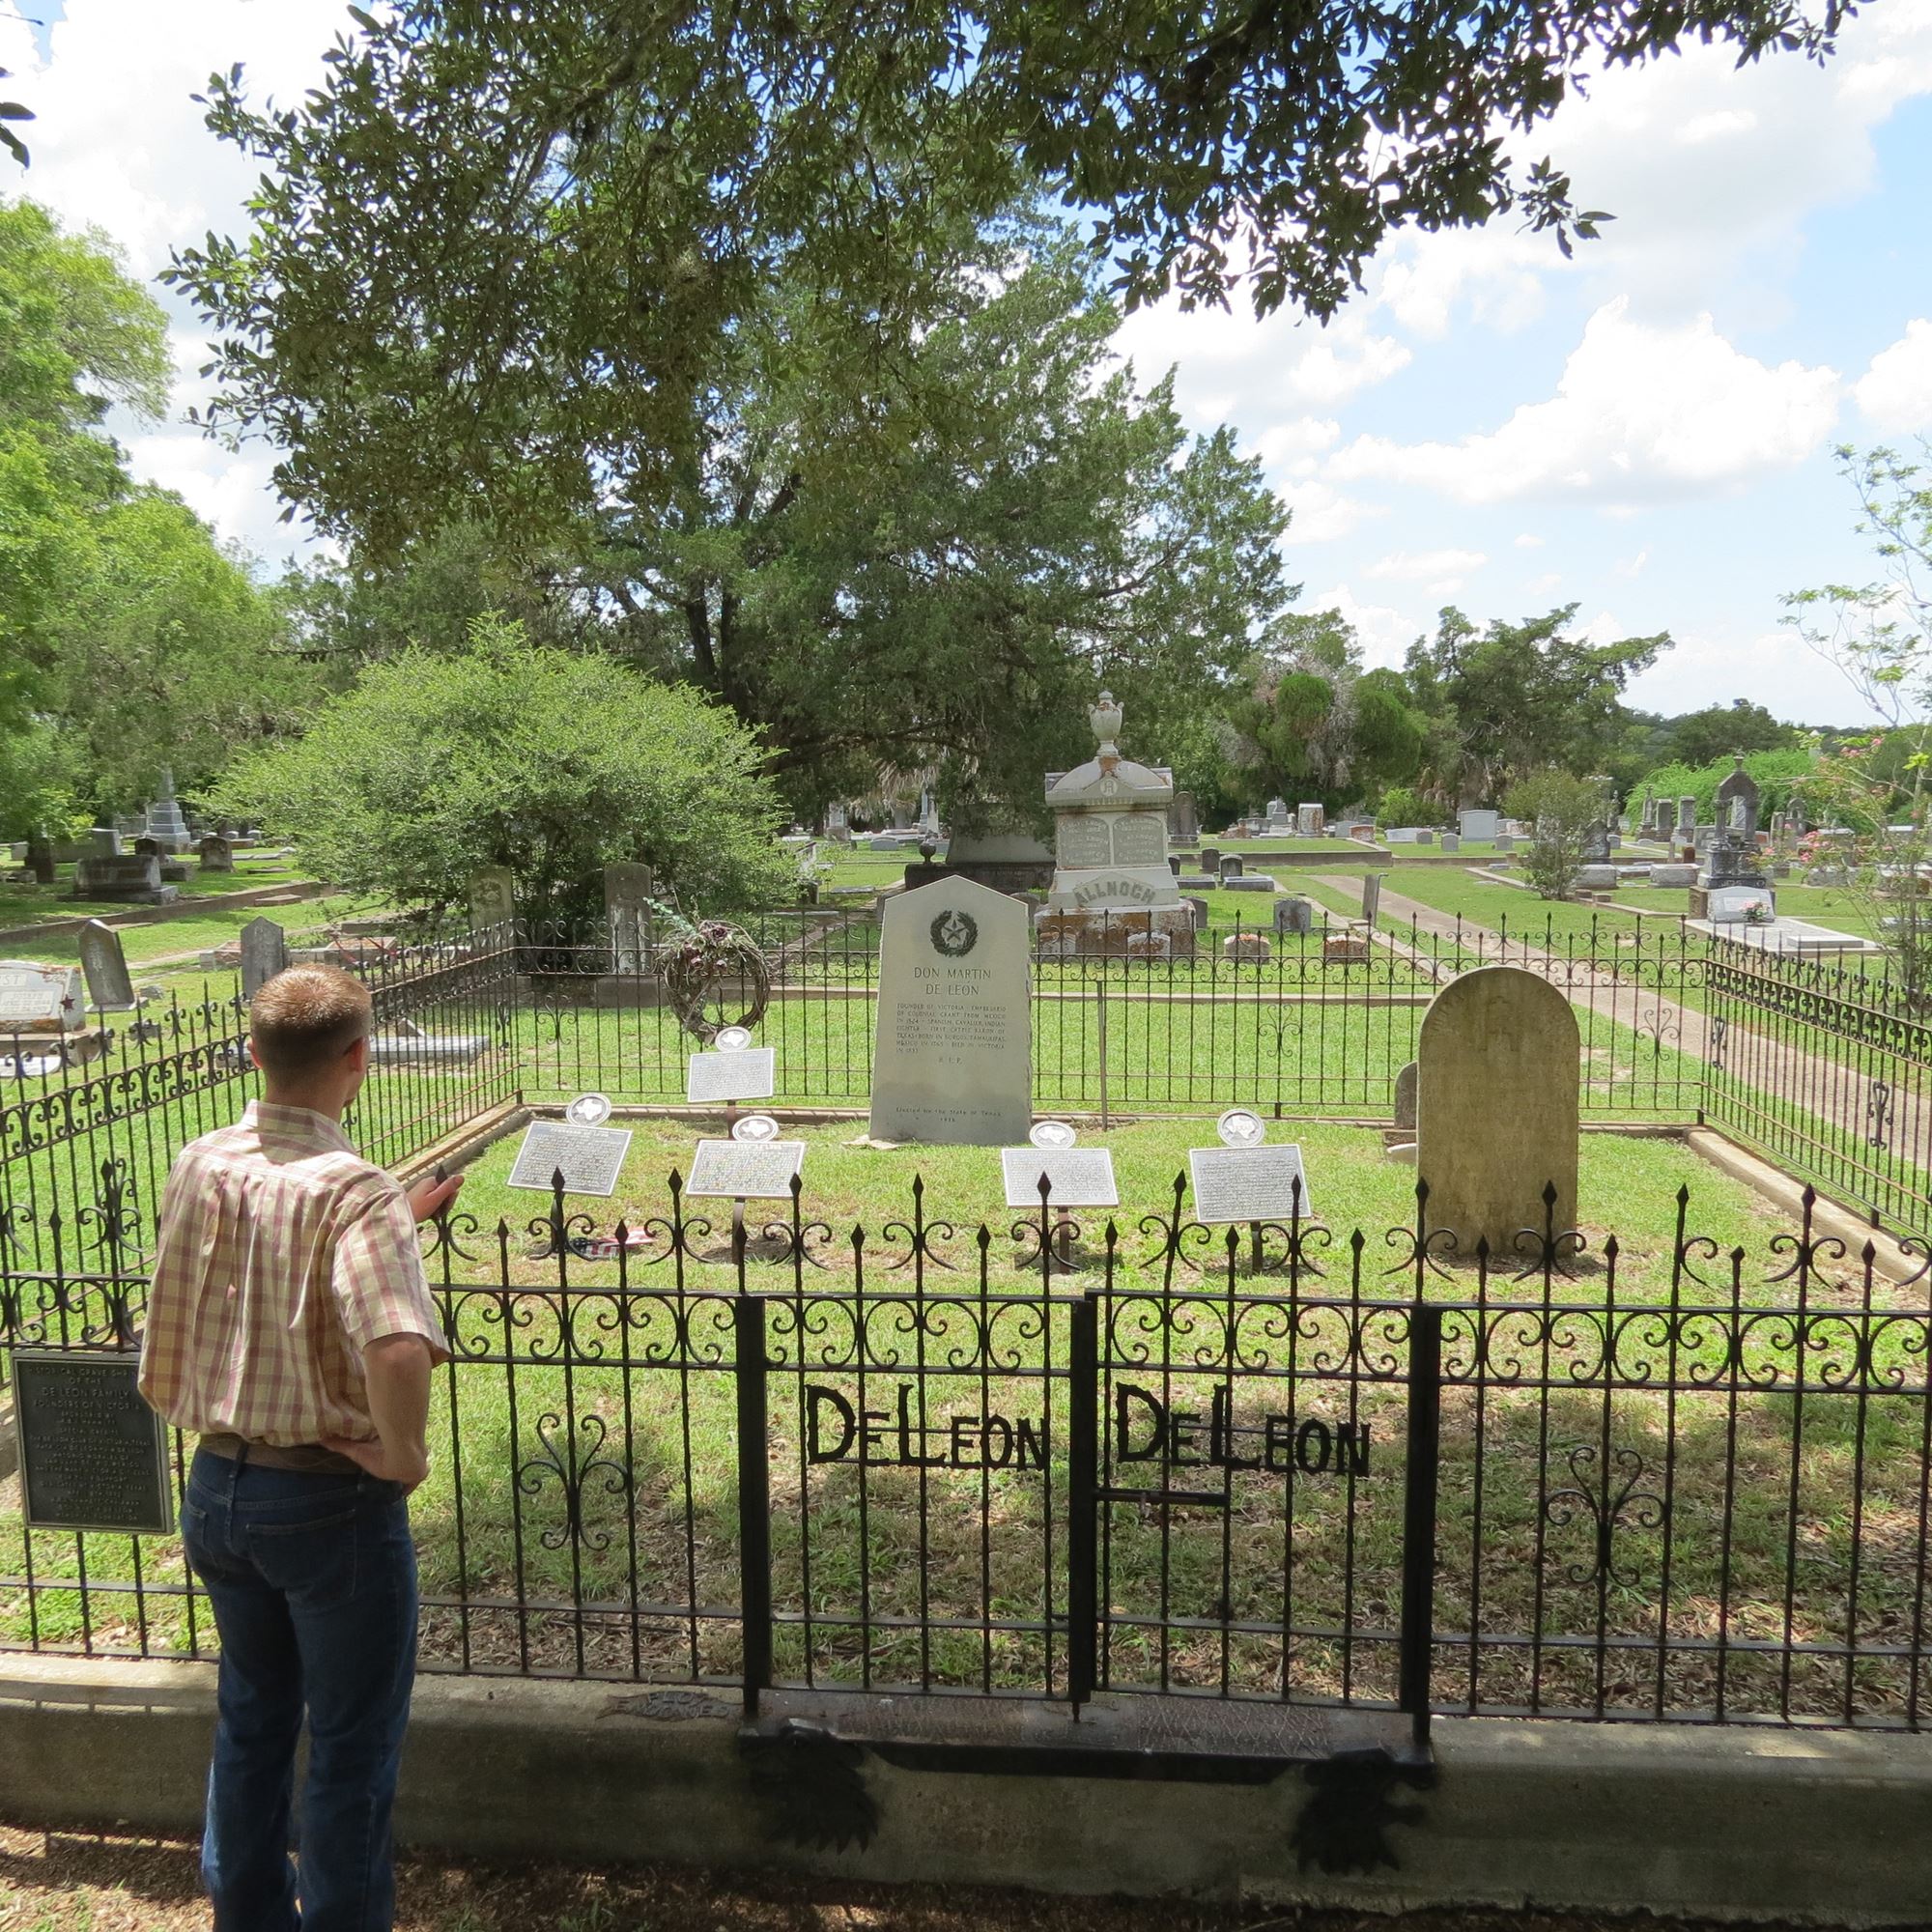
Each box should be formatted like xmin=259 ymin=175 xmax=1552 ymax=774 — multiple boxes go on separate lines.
xmin=1001 ymin=1147 xmax=1119 ymax=1209
xmin=1188 ymin=1145 xmax=1315 ymax=1224
xmin=686 ymin=1048 xmax=777 ymax=1105
xmin=506 ymin=1121 xmax=634 ymax=1195
xmin=685 ymin=1139 xmax=806 ymax=1200
xmin=12 ymin=1350 xmax=175 ymax=1534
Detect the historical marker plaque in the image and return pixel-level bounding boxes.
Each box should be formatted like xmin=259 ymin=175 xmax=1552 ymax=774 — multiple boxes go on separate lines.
xmin=686 ymin=1047 xmax=777 ymax=1105
xmin=1001 ymin=1147 xmax=1120 ymax=1210
xmin=12 ymin=1350 xmax=175 ymax=1534
xmin=685 ymin=1139 xmax=807 ymax=1200
xmin=506 ymin=1121 xmax=635 ymax=1195
xmin=1188 ymin=1145 xmax=1315 ymax=1224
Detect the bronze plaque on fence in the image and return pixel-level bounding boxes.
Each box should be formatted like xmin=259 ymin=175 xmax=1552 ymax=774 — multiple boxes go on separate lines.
xmin=11 ymin=1350 xmax=176 ymax=1535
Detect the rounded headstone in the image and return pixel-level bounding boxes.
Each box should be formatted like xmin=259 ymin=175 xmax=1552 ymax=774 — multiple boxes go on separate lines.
xmin=1416 ymin=966 xmax=1577 ymax=1253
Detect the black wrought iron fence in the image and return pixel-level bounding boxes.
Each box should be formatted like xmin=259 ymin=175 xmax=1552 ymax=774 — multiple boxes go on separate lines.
xmin=6 ymin=1168 xmax=1930 ymax=1733
xmin=1705 ymin=935 xmax=1932 ymax=1236
xmin=509 ymin=909 xmax=1709 ymax=1122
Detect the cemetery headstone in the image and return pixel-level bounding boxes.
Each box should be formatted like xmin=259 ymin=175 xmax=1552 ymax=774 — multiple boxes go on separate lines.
xmin=133 ymin=836 xmax=161 ymax=859
xmin=240 ymin=917 xmax=289 ymax=999
xmin=1457 ymin=809 xmax=1499 ymax=842
xmin=468 ymin=865 xmax=517 ymax=933
xmin=1417 ymin=965 xmax=1577 ymax=1252
xmin=1676 ymin=797 xmax=1696 ymax=839
xmin=1219 ymin=854 xmax=1244 ymax=878
xmin=604 ymin=862 xmax=654 ymax=973
xmin=72 ymin=854 xmax=173 ymax=905
xmin=197 ymin=833 xmax=234 ymax=872
xmin=869 ymin=875 xmax=1030 ymax=1145
xmin=1493 ymin=834 xmax=1514 ymax=854
xmin=1708 ymin=886 xmax=1776 ymax=923
xmin=24 ymin=832 xmax=54 ymax=886
xmin=78 ymin=921 xmax=136 ymax=1012
xmin=1322 ymin=933 xmax=1370 ymax=965
xmin=1185 ymin=896 xmax=1209 ymax=931
xmin=1200 ymin=847 xmax=1221 ymax=872
xmin=86 ymin=828 xmax=121 ymax=859
xmin=1296 ymin=802 xmax=1323 ymax=836
xmin=1167 ymin=790 xmax=1200 ymax=843
xmin=142 ymin=767 xmax=192 ymax=853
xmin=1440 ymin=832 xmax=1461 ymax=853
xmin=1222 ymin=933 xmax=1270 ymax=961
xmin=1361 ymin=872 xmax=1383 ymax=925
xmin=0 ymin=960 xmax=83 ymax=1033
xmin=1714 ymin=755 xmax=1761 ymax=839
xmin=1415 ymin=829 xmax=1434 ymax=845
xmin=1649 ymin=863 xmax=1696 ymax=888
xmin=1274 ymin=896 xmax=1314 ymax=935
xmin=1393 ymin=1060 xmax=1417 ymax=1130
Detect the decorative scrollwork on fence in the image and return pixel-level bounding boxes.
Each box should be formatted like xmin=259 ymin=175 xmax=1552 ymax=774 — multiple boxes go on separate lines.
xmin=1543 ymin=1443 xmax=1666 ymax=1587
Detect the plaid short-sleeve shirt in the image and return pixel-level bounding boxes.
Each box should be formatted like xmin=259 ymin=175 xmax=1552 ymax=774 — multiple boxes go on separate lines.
xmin=138 ymin=1100 xmax=450 ymax=1447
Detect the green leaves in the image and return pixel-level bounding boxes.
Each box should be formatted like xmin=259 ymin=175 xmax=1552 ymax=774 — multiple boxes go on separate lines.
xmin=211 ymin=617 xmax=792 ymax=927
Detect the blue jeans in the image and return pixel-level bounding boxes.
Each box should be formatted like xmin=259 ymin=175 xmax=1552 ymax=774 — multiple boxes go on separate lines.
xmin=181 ymin=1447 xmax=418 ymax=1932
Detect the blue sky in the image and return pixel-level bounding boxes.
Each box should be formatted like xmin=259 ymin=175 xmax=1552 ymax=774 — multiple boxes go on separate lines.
xmin=7 ymin=0 xmax=1932 ymax=724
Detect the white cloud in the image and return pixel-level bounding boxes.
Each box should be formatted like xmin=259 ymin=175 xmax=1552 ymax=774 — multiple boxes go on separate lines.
xmin=1301 ymin=583 xmax=1419 ymax=669
xmin=1524 ymin=571 xmax=1563 ymax=596
xmin=1366 ymin=548 xmax=1488 ymax=596
xmin=2 ymin=1 xmax=350 ymax=567
xmin=1329 ymin=299 xmax=1839 ymax=507
xmin=1857 ymin=319 xmax=1932 ymax=431
xmin=1361 ymin=0 xmax=1932 ymax=332
xmin=1514 ymin=532 xmax=1545 ymax=549
xmin=1282 ymin=480 xmax=1385 ymax=546
xmin=1615 ymin=549 xmax=1650 ymax=579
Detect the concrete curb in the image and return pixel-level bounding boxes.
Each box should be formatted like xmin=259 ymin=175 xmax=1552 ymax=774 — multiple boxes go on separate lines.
xmin=2 ymin=1655 xmax=1929 ymax=1922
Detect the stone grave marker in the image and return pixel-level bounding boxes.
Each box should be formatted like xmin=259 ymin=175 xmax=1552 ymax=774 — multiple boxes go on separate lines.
xmin=197 ymin=834 xmax=234 ymax=872
xmin=468 ymin=865 xmax=517 ymax=932
xmin=1393 ymin=1060 xmax=1418 ymax=1130
xmin=604 ymin=863 xmax=654 ymax=972
xmin=1360 ymin=873 xmax=1384 ymax=925
xmin=1458 ymin=809 xmax=1499 ymax=842
xmin=1223 ymin=933 xmax=1270 ymax=961
xmin=78 ymin=921 xmax=136 ymax=1012
xmin=1219 ymin=854 xmax=1245 ymax=878
xmin=240 ymin=917 xmax=289 ymax=999
xmin=1199 ymin=847 xmax=1221 ymax=872
xmin=1708 ymin=886 xmax=1775 ymax=923
xmin=1417 ymin=965 xmax=1577 ymax=1253
xmin=685 ymin=1139 xmax=807 ymax=1200
xmin=870 ymin=875 xmax=1029 ymax=1146
xmin=13 ymin=1351 xmax=175 ymax=1534
xmin=1185 ymin=896 xmax=1209 ymax=931
xmin=1000 ymin=1146 xmax=1119 ymax=1209
xmin=1415 ymin=829 xmax=1435 ymax=845
xmin=506 ymin=1120 xmax=635 ymax=1195
xmin=1274 ymin=896 xmax=1314 ymax=935
xmin=1440 ymin=832 xmax=1461 ymax=853
xmin=73 ymin=853 xmax=173 ymax=905
xmin=1188 ymin=1143 xmax=1313 ymax=1223
xmin=0 ymin=960 xmax=83 ymax=1033
xmin=1493 ymin=834 xmax=1514 ymax=853
xmin=1322 ymin=933 xmax=1370 ymax=965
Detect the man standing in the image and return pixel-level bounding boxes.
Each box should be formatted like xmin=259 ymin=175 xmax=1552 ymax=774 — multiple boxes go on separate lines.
xmin=140 ymin=964 xmax=462 ymax=1932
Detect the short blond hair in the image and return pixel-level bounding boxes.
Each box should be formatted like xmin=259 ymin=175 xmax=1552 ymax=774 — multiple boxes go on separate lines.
xmin=249 ymin=964 xmax=372 ymax=1079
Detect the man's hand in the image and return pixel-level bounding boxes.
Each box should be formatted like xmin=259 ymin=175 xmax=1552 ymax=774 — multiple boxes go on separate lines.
xmin=326 ymin=1332 xmax=436 ymax=1494
xmin=325 ymin=1432 xmax=431 ymax=1493
xmin=406 ymin=1169 xmax=464 ymax=1224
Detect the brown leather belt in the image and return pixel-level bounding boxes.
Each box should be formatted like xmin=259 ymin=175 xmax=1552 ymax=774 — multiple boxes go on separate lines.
xmin=198 ymin=1432 xmax=364 ymax=1478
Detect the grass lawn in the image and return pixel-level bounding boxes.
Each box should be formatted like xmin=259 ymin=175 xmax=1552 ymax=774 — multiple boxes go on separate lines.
xmin=12 ymin=1117 xmax=1923 ymax=1728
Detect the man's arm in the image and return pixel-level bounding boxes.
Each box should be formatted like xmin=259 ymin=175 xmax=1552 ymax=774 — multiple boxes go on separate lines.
xmin=326 ymin=1334 xmax=434 ymax=1492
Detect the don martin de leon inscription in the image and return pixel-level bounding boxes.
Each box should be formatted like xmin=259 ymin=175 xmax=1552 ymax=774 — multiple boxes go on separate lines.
xmin=800 ymin=1380 xmax=1369 ymax=1477
xmin=13 ymin=1351 xmax=175 ymax=1534
xmin=869 ymin=876 xmax=1030 ymax=1146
